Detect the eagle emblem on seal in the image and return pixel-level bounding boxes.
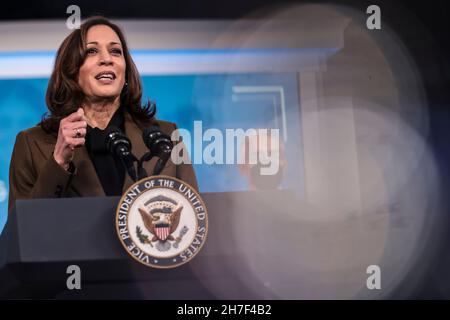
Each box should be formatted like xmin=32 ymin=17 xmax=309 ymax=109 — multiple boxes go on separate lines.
xmin=136 ymin=195 xmax=188 ymax=252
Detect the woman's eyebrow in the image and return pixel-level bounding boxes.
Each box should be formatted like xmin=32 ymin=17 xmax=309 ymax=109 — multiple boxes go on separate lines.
xmin=86 ymin=41 xmax=122 ymax=46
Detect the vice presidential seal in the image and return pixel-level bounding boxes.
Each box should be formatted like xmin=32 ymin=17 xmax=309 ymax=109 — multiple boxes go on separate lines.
xmin=115 ymin=176 xmax=208 ymax=269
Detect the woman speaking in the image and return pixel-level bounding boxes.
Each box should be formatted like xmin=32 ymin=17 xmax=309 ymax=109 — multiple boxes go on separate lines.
xmin=8 ymin=16 xmax=197 ymax=214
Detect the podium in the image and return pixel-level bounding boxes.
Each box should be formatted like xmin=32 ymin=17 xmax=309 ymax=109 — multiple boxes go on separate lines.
xmin=0 ymin=191 xmax=298 ymax=299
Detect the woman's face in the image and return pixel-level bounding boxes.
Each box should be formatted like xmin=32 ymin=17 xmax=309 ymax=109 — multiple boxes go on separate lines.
xmin=78 ymin=25 xmax=126 ymax=101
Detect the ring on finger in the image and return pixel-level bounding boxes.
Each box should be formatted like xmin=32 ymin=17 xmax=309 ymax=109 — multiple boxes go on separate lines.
xmin=74 ymin=128 xmax=81 ymax=138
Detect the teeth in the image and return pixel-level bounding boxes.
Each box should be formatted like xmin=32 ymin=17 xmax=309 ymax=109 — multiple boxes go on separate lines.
xmin=96 ymin=72 xmax=115 ymax=80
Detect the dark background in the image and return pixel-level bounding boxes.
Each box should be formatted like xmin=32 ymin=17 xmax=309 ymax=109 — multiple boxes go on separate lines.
xmin=1 ymin=0 xmax=449 ymax=298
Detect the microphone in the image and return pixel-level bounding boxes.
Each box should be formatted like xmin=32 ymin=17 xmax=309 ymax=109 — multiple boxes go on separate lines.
xmin=105 ymin=127 xmax=138 ymax=181
xmin=142 ymin=126 xmax=173 ymax=176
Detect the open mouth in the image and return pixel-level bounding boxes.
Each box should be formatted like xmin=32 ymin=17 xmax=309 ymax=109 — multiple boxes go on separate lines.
xmin=95 ymin=71 xmax=116 ymax=82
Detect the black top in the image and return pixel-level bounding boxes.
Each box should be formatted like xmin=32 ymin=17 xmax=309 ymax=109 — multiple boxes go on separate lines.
xmin=85 ymin=107 xmax=126 ymax=196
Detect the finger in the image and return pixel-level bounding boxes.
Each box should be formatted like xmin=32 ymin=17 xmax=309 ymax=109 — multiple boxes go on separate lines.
xmin=67 ymin=137 xmax=85 ymax=147
xmin=64 ymin=109 xmax=85 ymax=123
xmin=59 ymin=140 xmax=75 ymax=152
xmin=78 ymin=107 xmax=88 ymax=123
xmin=65 ymin=120 xmax=87 ymax=130
xmin=78 ymin=107 xmax=84 ymax=116
xmin=62 ymin=127 xmax=74 ymax=139
xmin=63 ymin=128 xmax=87 ymax=140
xmin=64 ymin=127 xmax=87 ymax=138
xmin=61 ymin=122 xmax=87 ymax=137
xmin=75 ymin=127 xmax=87 ymax=138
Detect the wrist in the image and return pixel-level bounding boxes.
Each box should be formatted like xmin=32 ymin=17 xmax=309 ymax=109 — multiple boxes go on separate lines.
xmin=53 ymin=154 xmax=69 ymax=171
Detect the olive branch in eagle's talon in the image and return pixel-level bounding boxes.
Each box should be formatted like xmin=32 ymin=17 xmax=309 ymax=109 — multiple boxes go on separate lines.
xmin=136 ymin=226 xmax=153 ymax=247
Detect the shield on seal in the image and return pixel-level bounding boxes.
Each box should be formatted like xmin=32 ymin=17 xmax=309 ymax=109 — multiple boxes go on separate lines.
xmin=155 ymin=224 xmax=171 ymax=241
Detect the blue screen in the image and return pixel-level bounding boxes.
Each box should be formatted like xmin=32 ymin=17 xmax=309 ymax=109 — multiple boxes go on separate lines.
xmin=0 ymin=72 xmax=304 ymax=233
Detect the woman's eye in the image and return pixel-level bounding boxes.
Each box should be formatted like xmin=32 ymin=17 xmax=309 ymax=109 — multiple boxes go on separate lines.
xmin=111 ymin=48 xmax=122 ymax=55
xmin=86 ymin=48 xmax=97 ymax=55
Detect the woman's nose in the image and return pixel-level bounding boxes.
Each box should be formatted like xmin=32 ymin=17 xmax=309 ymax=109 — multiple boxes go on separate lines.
xmin=98 ymin=51 xmax=113 ymax=65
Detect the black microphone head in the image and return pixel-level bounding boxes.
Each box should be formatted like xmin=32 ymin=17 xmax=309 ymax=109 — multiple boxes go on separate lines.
xmin=142 ymin=125 xmax=173 ymax=158
xmin=142 ymin=125 xmax=162 ymax=149
xmin=103 ymin=127 xmax=138 ymax=181
xmin=105 ymin=126 xmax=132 ymax=157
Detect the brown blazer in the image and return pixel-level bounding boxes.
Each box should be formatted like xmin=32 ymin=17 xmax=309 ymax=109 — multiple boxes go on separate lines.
xmin=8 ymin=112 xmax=198 ymax=214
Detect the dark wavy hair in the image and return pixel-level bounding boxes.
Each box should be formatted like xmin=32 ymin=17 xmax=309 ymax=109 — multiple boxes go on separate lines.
xmin=40 ymin=16 xmax=156 ymax=135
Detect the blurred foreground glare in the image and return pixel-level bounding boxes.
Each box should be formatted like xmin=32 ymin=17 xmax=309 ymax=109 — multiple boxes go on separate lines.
xmin=131 ymin=3 xmax=443 ymax=298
